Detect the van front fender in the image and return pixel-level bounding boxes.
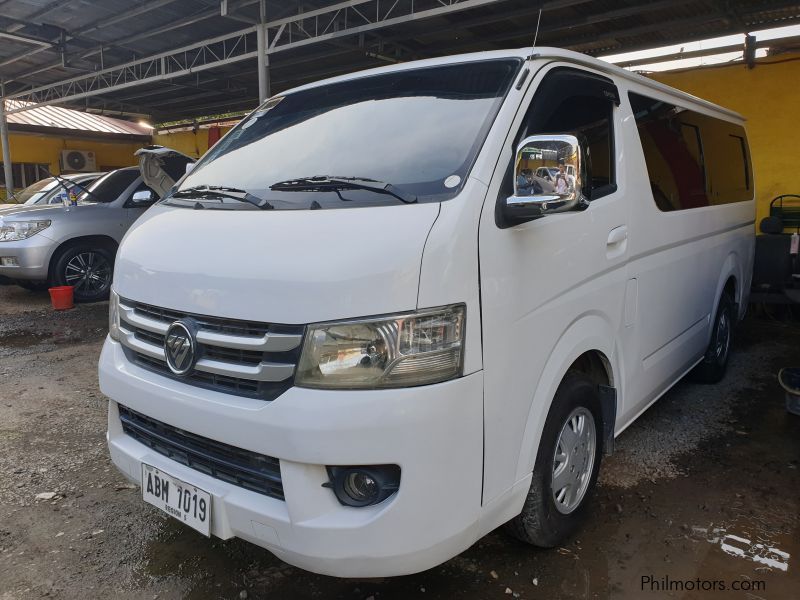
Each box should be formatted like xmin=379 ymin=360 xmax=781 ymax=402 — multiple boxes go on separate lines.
xmin=513 ymin=313 xmax=621 ymax=483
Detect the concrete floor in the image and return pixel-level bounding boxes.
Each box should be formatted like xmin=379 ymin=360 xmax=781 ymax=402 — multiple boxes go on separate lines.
xmin=0 ymin=283 xmax=798 ymax=599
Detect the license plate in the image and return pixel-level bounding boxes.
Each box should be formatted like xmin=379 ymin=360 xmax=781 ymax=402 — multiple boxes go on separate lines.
xmin=141 ymin=463 xmax=211 ymax=536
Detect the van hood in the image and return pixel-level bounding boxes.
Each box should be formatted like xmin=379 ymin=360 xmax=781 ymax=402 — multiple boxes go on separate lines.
xmin=114 ymin=202 xmax=441 ymax=324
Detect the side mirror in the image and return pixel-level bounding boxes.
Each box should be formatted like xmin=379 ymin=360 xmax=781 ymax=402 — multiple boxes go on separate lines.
xmin=498 ymin=134 xmax=589 ymax=228
xmin=185 ymin=162 xmax=195 ymax=175
xmin=130 ymin=190 xmax=156 ymax=205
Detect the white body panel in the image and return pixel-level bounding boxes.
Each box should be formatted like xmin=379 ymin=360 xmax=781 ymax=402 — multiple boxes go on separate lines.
xmin=477 ymin=61 xmax=631 ymax=503
xmin=115 ymin=202 xmax=439 ymax=324
xmin=99 ymin=47 xmax=755 ymax=577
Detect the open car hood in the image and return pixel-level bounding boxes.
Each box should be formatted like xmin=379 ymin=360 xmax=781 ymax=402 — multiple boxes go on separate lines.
xmin=135 ymin=145 xmax=195 ymax=198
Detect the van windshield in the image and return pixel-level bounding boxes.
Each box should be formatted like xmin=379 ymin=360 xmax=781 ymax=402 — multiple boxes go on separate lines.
xmin=168 ymin=58 xmax=521 ymax=210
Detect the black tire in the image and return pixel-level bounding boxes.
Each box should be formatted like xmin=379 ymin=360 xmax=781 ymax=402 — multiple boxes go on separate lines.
xmin=691 ymin=293 xmax=733 ymax=384
xmin=505 ymin=372 xmax=603 ymax=547
xmin=16 ymin=280 xmax=49 ymax=292
xmin=51 ymin=244 xmax=114 ymax=303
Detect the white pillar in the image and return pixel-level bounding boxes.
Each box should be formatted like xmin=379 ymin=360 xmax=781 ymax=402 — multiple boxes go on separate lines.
xmin=256 ymin=0 xmax=270 ymax=103
xmin=0 ymin=83 xmax=13 ymax=200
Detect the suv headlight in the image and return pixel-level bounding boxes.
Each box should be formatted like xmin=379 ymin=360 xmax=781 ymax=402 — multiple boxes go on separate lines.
xmin=296 ymin=304 xmax=465 ymax=389
xmin=0 ymin=219 xmax=51 ymax=242
xmin=108 ymin=289 xmax=121 ymax=342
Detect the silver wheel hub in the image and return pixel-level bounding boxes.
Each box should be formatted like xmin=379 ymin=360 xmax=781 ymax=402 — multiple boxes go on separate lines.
xmin=551 ymin=406 xmax=596 ymax=514
xmin=64 ymin=251 xmax=111 ymax=294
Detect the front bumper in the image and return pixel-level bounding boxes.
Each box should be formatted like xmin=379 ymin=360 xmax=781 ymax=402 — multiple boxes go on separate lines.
xmin=0 ymin=233 xmax=53 ymax=280
xmin=99 ymin=337 xmax=484 ymax=577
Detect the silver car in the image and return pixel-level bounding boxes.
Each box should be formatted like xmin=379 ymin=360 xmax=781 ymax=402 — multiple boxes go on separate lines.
xmin=0 ymin=148 xmax=192 ymax=302
xmin=0 ymin=172 xmax=103 ymax=210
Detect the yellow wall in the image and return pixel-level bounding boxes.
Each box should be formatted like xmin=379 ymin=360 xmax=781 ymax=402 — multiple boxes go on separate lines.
xmin=650 ymin=53 xmax=800 ymax=227
xmin=1 ymin=131 xmax=146 ymax=199
xmin=152 ymin=126 xmax=233 ymax=160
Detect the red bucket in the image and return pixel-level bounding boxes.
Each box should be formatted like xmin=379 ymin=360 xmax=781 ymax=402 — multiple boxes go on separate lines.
xmin=48 ymin=286 xmax=74 ymax=310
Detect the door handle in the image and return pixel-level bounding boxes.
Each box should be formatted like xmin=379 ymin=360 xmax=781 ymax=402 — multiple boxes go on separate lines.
xmin=607 ymin=225 xmax=628 ymax=246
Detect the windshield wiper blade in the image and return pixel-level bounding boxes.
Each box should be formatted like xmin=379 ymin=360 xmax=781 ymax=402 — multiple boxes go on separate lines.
xmin=39 ymin=165 xmax=103 ymax=203
xmin=269 ymin=176 xmax=417 ymax=205
xmin=171 ymin=185 xmax=273 ymax=209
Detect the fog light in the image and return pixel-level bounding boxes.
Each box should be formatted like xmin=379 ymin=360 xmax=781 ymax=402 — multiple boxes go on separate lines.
xmin=344 ymin=471 xmax=378 ymax=503
xmin=1 ymin=257 xmax=18 ymax=266
xmin=325 ymin=465 xmax=401 ymax=507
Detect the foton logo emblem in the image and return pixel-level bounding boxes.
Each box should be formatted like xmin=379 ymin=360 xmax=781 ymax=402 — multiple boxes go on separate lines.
xmin=164 ymin=321 xmax=196 ymax=376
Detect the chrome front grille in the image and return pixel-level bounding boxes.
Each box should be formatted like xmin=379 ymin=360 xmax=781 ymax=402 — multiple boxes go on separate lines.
xmin=117 ymin=298 xmax=304 ymax=401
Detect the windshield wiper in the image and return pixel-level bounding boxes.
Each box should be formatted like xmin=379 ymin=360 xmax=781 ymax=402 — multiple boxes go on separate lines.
xmin=39 ymin=165 xmax=103 ymax=203
xmin=170 ymin=185 xmax=274 ymax=210
xmin=269 ymin=176 xmax=417 ymax=205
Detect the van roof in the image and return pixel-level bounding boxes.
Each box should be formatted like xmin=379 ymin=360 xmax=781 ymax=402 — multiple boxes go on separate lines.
xmin=284 ymin=46 xmax=744 ymax=123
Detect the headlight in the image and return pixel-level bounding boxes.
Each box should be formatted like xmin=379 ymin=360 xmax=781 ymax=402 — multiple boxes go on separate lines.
xmin=108 ymin=289 xmax=121 ymax=342
xmin=296 ymin=304 xmax=465 ymax=389
xmin=0 ymin=219 xmax=51 ymax=242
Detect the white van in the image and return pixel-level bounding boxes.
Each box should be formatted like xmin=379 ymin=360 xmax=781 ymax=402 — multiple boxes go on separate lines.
xmin=99 ymin=47 xmax=755 ymax=577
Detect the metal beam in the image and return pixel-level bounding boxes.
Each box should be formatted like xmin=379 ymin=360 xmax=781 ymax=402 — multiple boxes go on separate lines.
xmin=0 ymin=31 xmax=54 ymax=48
xmin=579 ymin=15 xmax=800 ymax=56
xmin=0 ymin=0 xmax=184 ymax=71
xmin=5 ymin=27 xmax=258 ymax=112
xmin=8 ymin=0 xmax=74 ymax=25
xmin=1 ymin=0 xmax=265 ymax=80
xmin=412 ymin=0 xmax=702 ymax=53
xmin=5 ymin=0 xmax=510 ymax=113
xmin=613 ymin=34 xmax=800 ymax=69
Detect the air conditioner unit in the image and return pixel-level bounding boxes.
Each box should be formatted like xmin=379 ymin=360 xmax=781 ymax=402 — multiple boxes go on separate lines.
xmin=60 ymin=150 xmax=97 ymax=172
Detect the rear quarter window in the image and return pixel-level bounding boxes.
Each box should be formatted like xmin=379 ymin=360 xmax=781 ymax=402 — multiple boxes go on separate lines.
xmin=629 ymin=92 xmax=751 ymax=211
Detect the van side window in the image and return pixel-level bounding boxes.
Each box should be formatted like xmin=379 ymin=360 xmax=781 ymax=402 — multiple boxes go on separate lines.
xmin=703 ymin=125 xmax=752 ymax=203
xmin=629 ymin=92 xmax=751 ymax=211
xmin=513 ymin=67 xmax=618 ymax=201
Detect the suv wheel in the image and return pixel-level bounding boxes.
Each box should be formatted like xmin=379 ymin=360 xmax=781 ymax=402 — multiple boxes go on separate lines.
xmin=52 ymin=244 xmax=114 ymax=302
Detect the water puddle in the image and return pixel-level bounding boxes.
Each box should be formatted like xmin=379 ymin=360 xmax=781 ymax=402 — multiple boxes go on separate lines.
xmin=691 ymin=524 xmax=791 ymax=572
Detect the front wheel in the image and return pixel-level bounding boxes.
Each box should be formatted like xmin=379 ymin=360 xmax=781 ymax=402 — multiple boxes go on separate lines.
xmin=51 ymin=244 xmax=114 ymax=302
xmin=691 ymin=293 xmax=733 ymax=384
xmin=505 ymin=372 xmax=603 ymax=547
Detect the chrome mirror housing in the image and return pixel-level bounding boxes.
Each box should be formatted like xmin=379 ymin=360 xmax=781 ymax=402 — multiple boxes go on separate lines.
xmin=131 ymin=190 xmax=156 ymax=204
xmin=500 ymin=134 xmax=589 ymax=227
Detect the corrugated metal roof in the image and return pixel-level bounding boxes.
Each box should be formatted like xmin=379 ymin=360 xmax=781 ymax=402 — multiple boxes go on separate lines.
xmin=4 ymin=99 xmax=150 ymax=137
xmin=0 ymin=0 xmax=798 ymax=121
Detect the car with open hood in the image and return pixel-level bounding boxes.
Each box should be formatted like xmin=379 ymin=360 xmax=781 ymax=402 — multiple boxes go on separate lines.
xmin=0 ymin=147 xmax=193 ymax=301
